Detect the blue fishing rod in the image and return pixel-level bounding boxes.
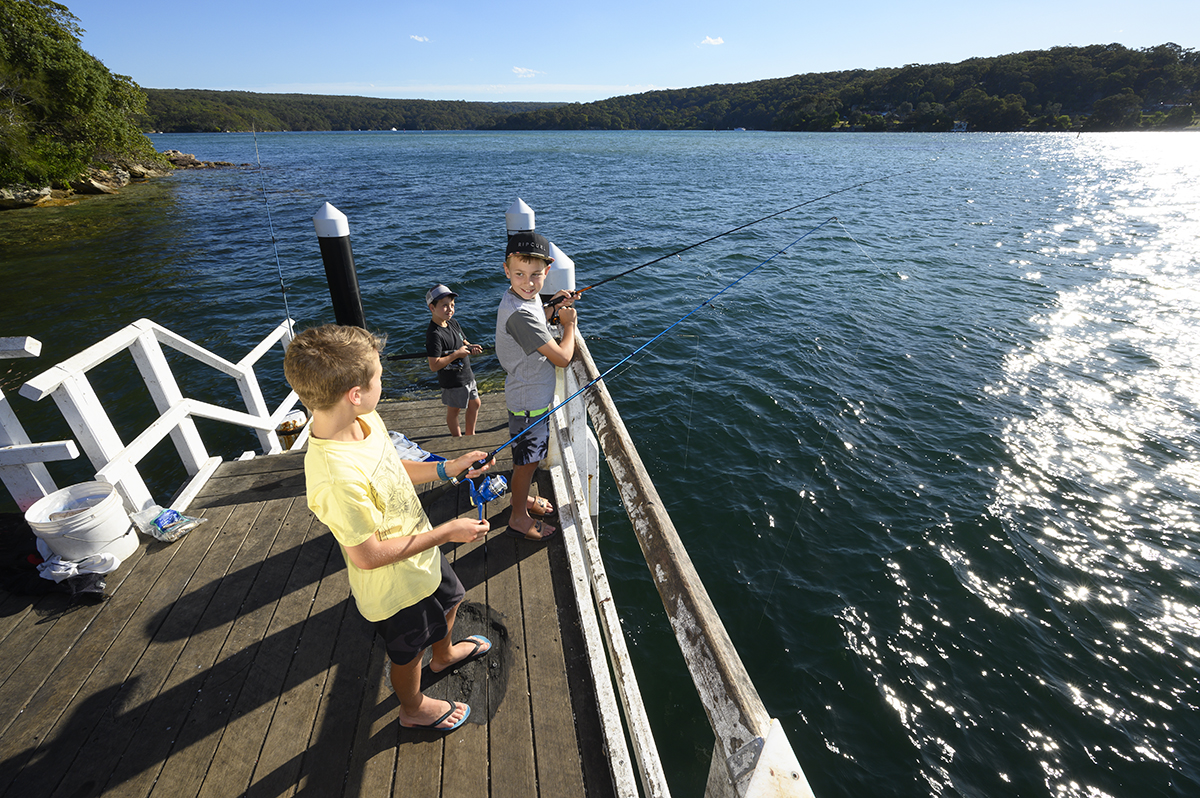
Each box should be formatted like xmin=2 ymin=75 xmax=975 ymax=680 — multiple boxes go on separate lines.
xmin=447 ymin=215 xmax=838 ymax=483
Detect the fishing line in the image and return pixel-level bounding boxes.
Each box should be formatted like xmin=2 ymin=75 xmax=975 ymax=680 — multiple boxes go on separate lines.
xmin=446 ymin=215 xmax=839 ymax=484
xmin=754 ymin=216 xmax=895 ymax=627
xmin=544 ymin=167 xmax=920 ymax=312
xmin=252 ymin=127 xmax=293 ymax=333
xmin=681 ymin=332 xmax=702 ymax=470
xmin=386 ymin=344 xmax=493 ymax=361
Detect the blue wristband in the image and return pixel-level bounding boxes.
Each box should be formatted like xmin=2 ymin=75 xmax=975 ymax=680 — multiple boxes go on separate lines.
xmin=436 ymin=461 xmax=448 ymax=481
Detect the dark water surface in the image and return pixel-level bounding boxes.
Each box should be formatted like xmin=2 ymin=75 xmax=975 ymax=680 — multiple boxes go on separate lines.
xmin=2 ymin=130 xmax=1198 ymax=797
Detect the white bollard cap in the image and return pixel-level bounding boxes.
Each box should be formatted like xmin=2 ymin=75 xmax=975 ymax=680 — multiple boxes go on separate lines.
xmin=506 ymin=197 xmax=535 ymax=234
xmin=543 ymin=243 xmax=575 ymax=294
xmin=313 ymin=202 xmax=349 ymax=238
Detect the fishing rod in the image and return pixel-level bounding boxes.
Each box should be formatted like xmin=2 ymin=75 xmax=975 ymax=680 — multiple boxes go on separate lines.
xmin=446 ymin=215 xmax=838 ymax=484
xmin=252 ymin=127 xmax=293 ymax=332
xmin=544 ymin=167 xmax=918 ymax=313
xmin=386 ymin=344 xmax=492 ymax=361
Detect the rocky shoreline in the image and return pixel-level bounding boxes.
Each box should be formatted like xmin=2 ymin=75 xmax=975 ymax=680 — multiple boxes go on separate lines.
xmin=0 ymin=150 xmax=247 ymax=210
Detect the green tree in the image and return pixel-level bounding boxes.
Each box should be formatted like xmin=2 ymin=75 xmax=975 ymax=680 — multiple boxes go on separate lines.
xmin=0 ymin=0 xmax=165 ymax=187
xmin=1086 ymin=90 xmax=1143 ymax=129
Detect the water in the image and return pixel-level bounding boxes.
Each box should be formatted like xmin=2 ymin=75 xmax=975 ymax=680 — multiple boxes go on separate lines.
xmin=2 ymin=130 xmax=1199 ymax=797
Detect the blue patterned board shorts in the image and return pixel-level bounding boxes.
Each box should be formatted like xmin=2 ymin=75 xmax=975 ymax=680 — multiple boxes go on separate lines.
xmin=507 ymin=408 xmax=551 ymax=467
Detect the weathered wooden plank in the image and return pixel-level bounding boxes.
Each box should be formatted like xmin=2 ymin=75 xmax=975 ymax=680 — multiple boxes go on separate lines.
xmin=483 ymin=528 xmax=538 ymax=798
xmin=439 ymin=531 xmax=490 ymax=798
xmin=266 ymin=524 xmax=359 ymax=797
xmin=184 ymin=501 xmax=330 ymax=798
xmin=0 ymin=537 xmax=179 ymax=794
xmin=132 ymin=497 xmax=298 ymax=798
xmin=1 ymin=503 xmax=237 ymax=798
xmin=292 ymin=590 xmax=375 ymax=797
xmin=0 ymin=529 xmax=154 ymax=695
xmin=522 ymin=526 xmax=588 ymax=798
xmin=0 ymin=589 xmax=39 ymax=648
xmin=343 ymin=636 xmax=400 ymax=797
xmin=87 ymin=499 xmax=289 ymax=798
xmin=1 ymin=390 xmax=609 ymax=798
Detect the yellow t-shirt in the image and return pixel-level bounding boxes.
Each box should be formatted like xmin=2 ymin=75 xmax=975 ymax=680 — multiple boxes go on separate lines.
xmin=304 ymin=410 xmax=440 ymax=622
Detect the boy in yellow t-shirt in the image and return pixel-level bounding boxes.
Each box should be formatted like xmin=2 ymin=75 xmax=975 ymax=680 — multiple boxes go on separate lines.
xmin=284 ymin=324 xmax=492 ymax=733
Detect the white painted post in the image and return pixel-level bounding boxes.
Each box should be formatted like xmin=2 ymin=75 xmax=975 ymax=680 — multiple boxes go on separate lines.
xmin=47 ymin=373 xmax=152 ymax=511
xmin=0 ymin=336 xmax=80 ymax=511
xmin=128 ymin=326 xmax=209 ymax=474
xmin=234 ymin=367 xmax=282 ymax=454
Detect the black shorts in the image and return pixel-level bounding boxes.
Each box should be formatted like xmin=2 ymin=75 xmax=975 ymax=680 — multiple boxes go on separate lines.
xmin=372 ymin=553 xmax=466 ymax=666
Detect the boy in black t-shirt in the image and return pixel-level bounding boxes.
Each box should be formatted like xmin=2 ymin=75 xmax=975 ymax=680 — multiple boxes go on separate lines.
xmin=425 ymin=284 xmax=483 ymax=436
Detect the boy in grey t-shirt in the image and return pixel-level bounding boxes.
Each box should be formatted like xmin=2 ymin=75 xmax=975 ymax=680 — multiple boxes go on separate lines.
xmin=494 ymin=232 xmax=576 ymax=540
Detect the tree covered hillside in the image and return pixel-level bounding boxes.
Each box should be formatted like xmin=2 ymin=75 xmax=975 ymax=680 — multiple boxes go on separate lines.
xmin=143 ymin=89 xmax=561 ymax=133
xmin=489 ymin=43 xmax=1199 ymax=132
xmin=0 ymin=0 xmax=165 ymax=187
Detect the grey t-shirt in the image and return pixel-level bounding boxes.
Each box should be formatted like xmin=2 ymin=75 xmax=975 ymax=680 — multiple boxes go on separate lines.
xmin=495 ymin=288 xmax=555 ymax=412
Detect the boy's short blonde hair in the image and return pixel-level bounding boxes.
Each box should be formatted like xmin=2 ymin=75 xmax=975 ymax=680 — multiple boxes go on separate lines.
xmin=283 ymin=325 xmax=386 ymax=411
xmin=504 ymin=252 xmax=551 ymax=269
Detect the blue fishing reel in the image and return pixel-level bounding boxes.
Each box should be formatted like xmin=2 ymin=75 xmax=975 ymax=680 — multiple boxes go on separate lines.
xmin=467 ymin=474 xmax=508 ymax=520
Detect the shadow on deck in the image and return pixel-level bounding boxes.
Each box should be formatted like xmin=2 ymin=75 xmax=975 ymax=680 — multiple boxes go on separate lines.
xmin=0 ymin=394 xmax=616 ymax=798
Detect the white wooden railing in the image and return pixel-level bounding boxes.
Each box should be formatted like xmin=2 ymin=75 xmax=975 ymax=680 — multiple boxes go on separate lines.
xmin=0 ymin=336 xmax=81 ymax=511
xmin=549 ymin=332 xmax=816 ymax=798
xmin=18 ymin=318 xmax=303 ymax=513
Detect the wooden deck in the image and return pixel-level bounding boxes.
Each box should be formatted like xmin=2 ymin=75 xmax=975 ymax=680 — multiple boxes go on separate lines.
xmin=0 ymin=394 xmax=617 ymax=798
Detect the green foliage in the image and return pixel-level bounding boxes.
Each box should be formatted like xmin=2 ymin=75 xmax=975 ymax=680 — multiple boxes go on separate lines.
xmin=0 ymin=0 xmax=165 ymax=187
xmin=485 ymin=43 xmax=1198 ymax=132
xmin=142 ymin=89 xmax=561 ymax=133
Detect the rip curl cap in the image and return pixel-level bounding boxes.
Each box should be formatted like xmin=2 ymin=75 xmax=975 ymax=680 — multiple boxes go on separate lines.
xmin=505 ymin=231 xmax=554 ymax=263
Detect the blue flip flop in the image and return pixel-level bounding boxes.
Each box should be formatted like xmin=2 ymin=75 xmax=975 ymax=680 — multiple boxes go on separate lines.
xmin=429 ymin=635 xmax=492 ymax=674
xmin=403 ymin=700 xmax=470 ymax=731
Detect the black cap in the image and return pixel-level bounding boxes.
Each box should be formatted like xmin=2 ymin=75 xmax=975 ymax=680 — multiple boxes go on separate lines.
xmin=505 ymin=231 xmax=554 ymax=263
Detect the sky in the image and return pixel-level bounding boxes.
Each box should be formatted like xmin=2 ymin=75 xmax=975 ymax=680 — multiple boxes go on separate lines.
xmin=65 ymin=0 xmax=1199 ymax=104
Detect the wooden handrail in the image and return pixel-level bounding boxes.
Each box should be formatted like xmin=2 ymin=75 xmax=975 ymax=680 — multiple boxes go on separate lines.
xmin=568 ymin=334 xmax=774 ymax=791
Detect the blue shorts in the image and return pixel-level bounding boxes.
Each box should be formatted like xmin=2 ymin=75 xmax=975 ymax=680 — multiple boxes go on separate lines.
xmin=507 ymin=408 xmax=551 ymax=467
xmin=442 ymin=379 xmax=479 ymax=409
xmin=372 ymin=553 xmax=466 ymax=666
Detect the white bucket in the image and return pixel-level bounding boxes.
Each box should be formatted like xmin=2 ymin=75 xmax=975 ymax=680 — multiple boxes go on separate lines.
xmin=24 ymin=482 xmax=139 ymax=562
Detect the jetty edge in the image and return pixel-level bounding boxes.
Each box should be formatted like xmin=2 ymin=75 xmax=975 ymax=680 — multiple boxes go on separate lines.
xmin=0 ymin=318 xmax=816 ymax=797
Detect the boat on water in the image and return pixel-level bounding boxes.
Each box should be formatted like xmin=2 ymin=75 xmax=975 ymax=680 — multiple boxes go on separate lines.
xmin=1 ymin=307 xmax=815 ymax=796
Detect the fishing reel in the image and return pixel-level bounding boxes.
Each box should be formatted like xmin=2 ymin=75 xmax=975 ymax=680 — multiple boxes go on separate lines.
xmin=467 ymin=474 xmax=509 ymax=520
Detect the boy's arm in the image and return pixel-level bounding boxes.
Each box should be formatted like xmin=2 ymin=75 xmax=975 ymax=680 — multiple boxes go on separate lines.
xmin=400 ymin=450 xmax=491 ymax=484
xmin=426 ymin=325 xmax=470 ymax=372
xmin=537 ymin=305 xmax=577 ymax=368
xmin=427 ymin=347 xmax=470 ymax=373
xmin=344 ymin=516 xmax=488 ymax=570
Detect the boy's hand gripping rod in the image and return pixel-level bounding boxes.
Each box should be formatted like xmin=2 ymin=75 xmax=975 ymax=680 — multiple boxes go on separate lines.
xmin=447 ymin=215 xmax=838 ymax=483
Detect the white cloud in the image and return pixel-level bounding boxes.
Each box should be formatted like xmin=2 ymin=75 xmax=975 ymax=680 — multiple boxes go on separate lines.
xmin=411 ymin=35 xmax=429 ymax=42
xmin=512 ymin=66 xmax=543 ymax=78
xmin=701 ymin=36 xmax=724 ymax=46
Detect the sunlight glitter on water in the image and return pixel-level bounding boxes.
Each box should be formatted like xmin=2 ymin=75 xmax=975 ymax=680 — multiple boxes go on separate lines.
xmin=984 ymin=136 xmax=1200 ymax=795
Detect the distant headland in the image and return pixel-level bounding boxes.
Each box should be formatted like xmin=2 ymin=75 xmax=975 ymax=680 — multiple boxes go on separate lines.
xmin=143 ymin=43 xmax=1198 ymax=135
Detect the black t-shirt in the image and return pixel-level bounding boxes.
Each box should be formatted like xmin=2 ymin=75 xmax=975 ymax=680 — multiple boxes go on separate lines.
xmin=425 ymin=319 xmax=473 ymax=388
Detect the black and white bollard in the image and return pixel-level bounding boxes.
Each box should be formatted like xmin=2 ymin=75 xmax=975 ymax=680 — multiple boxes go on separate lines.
xmin=313 ymin=202 xmax=367 ymax=328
